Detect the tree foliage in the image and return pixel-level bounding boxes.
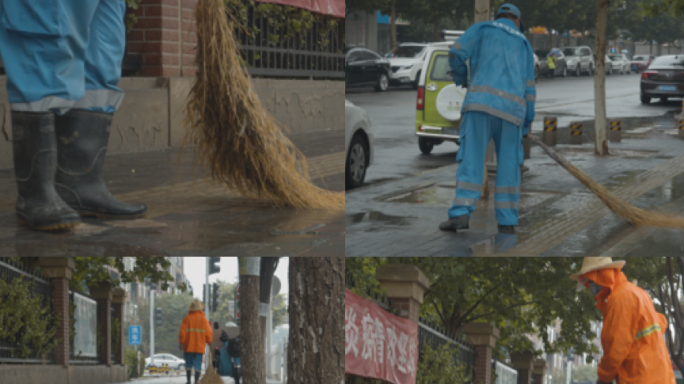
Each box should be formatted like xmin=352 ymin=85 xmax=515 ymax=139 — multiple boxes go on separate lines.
xmin=134 ymin=292 xmax=195 ymax=358
xmin=571 ymin=364 xmax=598 ymax=382
xmin=211 ymin=279 xmax=288 ymax=330
xmin=416 ymin=344 xmax=471 ymax=384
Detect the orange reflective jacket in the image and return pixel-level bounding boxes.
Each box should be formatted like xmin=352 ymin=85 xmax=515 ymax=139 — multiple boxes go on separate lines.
xmin=581 ymin=269 xmax=675 ymax=384
xmin=179 ymin=310 xmax=213 ymax=354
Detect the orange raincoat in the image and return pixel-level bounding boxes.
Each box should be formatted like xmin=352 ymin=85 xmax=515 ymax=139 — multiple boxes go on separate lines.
xmin=179 ymin=310 xmax=213 ymax=354
xmin=581 ymin=268 xmax=675 ymax=384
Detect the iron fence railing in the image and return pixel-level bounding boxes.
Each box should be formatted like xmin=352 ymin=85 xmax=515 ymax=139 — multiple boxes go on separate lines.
xmin=69 ymin=291 xmax=99 ymax=365
xmin=0 ymin=258 xmax=55 ymax=364
xmin=233 ymin=1 xmax=344 ymax=78
xmin=492 ymin=359 xmax=519 ymax=384
xmin=418 ymin=318 xmax=478 ymax=383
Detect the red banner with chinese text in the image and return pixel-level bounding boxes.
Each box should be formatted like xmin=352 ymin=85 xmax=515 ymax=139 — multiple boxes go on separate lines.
xmin=345 ymin=289 xmax=419 ymax=384
xmin=256 ymin=0 xmax=344 ymax=18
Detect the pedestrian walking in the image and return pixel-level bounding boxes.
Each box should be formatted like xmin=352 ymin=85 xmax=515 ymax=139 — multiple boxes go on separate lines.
xmin=570 ymin=257 xmax=676 ymax=384
xmin=547 ymin=53 xmax=557 ymax=78
xmin=441 ymin=3 xmax=535 ymax=234
xmin=179 ymin=299 xmax=214 ymax=384
xmin=0 ymin=1 xmax=146 ymax=232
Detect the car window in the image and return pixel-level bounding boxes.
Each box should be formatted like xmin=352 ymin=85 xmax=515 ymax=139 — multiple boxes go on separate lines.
xmin=651 ymin=56 xmax=684 ymax=66
xmin=562 ymin=48 xmax=579 ymax=57
xmin=360 ymin=50 xmax=381 ymax=60
xmin=535 ymin=50 xmax=549 ymax=58
xmin=608 ymin=55 xmax=621 ymax=61
xmin=389 ymin=46 xmax=426 ymax=58
xmin=429 ymin=54 xmax=453 ymax=82
xmin=633 ymin=55 xmax=647 ymax=61
xmin=346 ymin=50 xmax=362 ymax=62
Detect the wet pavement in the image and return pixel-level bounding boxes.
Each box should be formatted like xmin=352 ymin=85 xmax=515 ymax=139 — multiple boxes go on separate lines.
xmin=119 ymin=375 xmax=283 ymax=384
xmin=0 ymin=130 xmax=344 ymax=256
xmin=346 ymin=74 xmax=684 ymax=256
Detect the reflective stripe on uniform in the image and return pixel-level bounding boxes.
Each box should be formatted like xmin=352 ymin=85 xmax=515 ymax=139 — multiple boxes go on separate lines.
xmin=634 ymin=324 xmax=661 ymax=341
xmin=462 ymin=104 xmax=523 ymax=126
xmin=495 ymin=201 xmax=519 ymax=210
xmin=495 ymin=186 xmax=521 ymax=194
xmin=526 ymin=80 xmax=536 ymax=88
xmin=469 ymin=85 xmax=526 ymax=108
xmin=186 ymin=328 xmax=206 ymax=333
xmin=526 ymin=94 xmax=536 ymax=102
xmin=452 ymin=197 xmax=479 ymax=207
xmin=456 ymin=180 xmax=484 ymax=193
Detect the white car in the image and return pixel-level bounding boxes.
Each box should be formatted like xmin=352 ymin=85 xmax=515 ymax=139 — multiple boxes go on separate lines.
xmin=145 ymin=354 xmax=185 ymax=370
xmin=608 ymin=53 xmax=631 ymax=74
xmin=345 ymin=99 xmax=374 ymax=189
xmin=605 ymin=55 xmax=614 ymax=75
xmin=385 ymin=43 xmax=428 ymax=89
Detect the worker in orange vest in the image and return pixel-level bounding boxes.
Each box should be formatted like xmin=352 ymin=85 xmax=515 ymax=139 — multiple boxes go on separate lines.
xmin=570 ymin=257 xmax=675 ymax=384
xmin=179 ymin=299 xmax=214 ymax=384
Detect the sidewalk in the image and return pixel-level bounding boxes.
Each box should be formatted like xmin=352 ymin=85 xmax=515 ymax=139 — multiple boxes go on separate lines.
xmin=0 ymin=130 xmax=344 ymax=256
xmin=346 ymin=112 xmax=684 ymax=256
xmin=122 ymin=375 xmax=283 ymax=384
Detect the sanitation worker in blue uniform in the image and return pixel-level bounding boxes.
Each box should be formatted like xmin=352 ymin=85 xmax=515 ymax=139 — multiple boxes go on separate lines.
xmin=0 ymin=1 xmax=147 ymax=231
xmin=440 ymin=3 xmax=535 ymax=234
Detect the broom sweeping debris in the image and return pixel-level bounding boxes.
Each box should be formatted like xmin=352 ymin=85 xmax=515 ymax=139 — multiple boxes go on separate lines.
xmin=198 ymin=355 xmax=223 ymax=384
xmin=183 ymin=0 xmax=344 ymax=210
xmin=528 ymin=133 xmax=684 ymax=228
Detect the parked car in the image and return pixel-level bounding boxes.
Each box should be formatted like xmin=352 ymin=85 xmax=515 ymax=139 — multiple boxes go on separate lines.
xmin=605 ymin=55 xmax=614 ymax=75
xmin=345 ymin=99 xmax=374 ymax=189
xmin=536 ymin=48 xmax=568 ymax=77
xmin=608 ymin=53 xmax=631 ymax=74
xmin=533 ymin=53 xmax=540 ymax=80
xmin=631 ymin=55 xmax=656 ymax=73
xmin=345 ymin=47 xmax=392 ymax=92
xmin=415 ymin=42 xmax=463 ymax=154
xmin=562 ymin=46 xmax=595 ymax=76
xmin=145 ymin=354 xmax=185 ymax=370
xmin=640 ymin=55 xmax=684 ymax=104
xmin=385 ymin=43 xmax=428 ymax=89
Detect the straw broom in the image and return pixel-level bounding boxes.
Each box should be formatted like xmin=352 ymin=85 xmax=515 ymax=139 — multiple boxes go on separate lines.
xmin=183 ymin=0 xmax=344 ymax=210
xmin=528 ymin=133 xmax=684 ymax=228
xmin=198 ymin=354 xmax=223 ymax=384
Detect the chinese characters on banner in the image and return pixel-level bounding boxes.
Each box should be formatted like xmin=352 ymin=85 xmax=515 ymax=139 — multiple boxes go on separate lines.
xmin=345 ymin=289 xmax=419 ymax=384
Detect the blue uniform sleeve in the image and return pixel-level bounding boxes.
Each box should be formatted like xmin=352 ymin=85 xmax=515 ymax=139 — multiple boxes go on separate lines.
xmin=523 ymin=44 xmax=536 ymax=135
xmin=448 ymin=24 xmax=482 ymax=86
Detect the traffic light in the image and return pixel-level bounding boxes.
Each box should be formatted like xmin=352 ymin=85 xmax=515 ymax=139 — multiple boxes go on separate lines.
xmin=155 ymin=307 xmax=162 ymax=327
xmin=212 ymin=283 xmax=220 ymax=312
xmin=208 ymin=257 xmax=221 ymax=275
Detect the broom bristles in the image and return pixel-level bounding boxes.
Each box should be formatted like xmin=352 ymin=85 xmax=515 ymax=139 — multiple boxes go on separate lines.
xmin=198 ymin=354 xmax=223 ymax=384
xmin=183 ymin=0 xmax=344 ymax=210
xmin=529 ymin=133 xmax=684 ymax=228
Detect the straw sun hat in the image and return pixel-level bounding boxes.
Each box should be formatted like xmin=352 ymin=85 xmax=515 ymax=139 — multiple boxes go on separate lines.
xmin=188 ymin=298 xmax=205 ymax=311
xmin=569 ymin=257 xmax=626 ymax=281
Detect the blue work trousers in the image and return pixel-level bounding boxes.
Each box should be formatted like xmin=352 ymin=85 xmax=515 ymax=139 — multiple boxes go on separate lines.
xmin=448 ymin=111 xmax=524 ymax=225
xmin=0 ymin=0 xmax=126 ymax=113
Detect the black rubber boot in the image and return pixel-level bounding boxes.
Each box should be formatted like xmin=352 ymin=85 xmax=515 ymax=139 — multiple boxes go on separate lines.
xmin=11 ymin=111 xmax=81 ymax=231
xmin=194 ymin=370 xmax=200 ymax=384
xmin=439 ymin=215 xmax=470 ymax=232
xmin=54 ymin=109 xmax=146 ymax=218
xmin=186 ymin=370 xmax=192 ymax=384
xmin=498 ymin=224 xmax=516 ymax=234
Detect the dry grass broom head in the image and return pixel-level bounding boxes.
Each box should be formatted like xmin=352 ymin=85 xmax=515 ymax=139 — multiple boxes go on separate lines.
xmin=198 ymin=357 xmax=223 ymax=384
xmin=184 ymin=0 xmax=344 ymax=210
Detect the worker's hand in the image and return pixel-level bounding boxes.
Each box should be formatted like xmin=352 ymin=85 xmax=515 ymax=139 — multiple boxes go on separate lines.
xmin=179 ymin=344 xmax=183 ymax=351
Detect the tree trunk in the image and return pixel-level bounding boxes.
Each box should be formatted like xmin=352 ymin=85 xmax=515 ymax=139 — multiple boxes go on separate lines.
xmin=240 ymin=258 xmax=266 ymax=384
xmin=287 ymin=257 xmax=344 ymax=384
xmin=390 ymin=0 xmax=397 ymax=48
xmin=594 ymin=0 xmax=609 ymax=156
xmin=259 ymin=258 xmax=280 ymax=352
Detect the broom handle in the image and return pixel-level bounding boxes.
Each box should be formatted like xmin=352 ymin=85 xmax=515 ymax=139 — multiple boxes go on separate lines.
xmin=527 ymin=133 xmax=573 ymax=170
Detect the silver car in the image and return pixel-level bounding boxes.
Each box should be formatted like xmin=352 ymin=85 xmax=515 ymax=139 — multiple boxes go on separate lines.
xmin=145 ymin=354 xmax=185 ymax=370
xmin=345 ymin=99 xmax=374 ymax=189
xmin=608 ymin=54 xmax=631 ymax=74
xmin=563 ymin=46 xmax=595 ymax=76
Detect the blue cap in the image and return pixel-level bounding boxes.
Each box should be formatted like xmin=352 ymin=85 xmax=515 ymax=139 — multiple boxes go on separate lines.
xmin=497 ymin=3 xmax=521 ymax=19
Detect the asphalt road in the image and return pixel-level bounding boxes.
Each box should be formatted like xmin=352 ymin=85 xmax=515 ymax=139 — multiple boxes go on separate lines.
xmin=345 ymin=73 xmax=679 ymax=187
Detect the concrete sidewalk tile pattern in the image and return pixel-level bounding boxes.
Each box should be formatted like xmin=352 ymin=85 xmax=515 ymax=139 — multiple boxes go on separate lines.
xmin=0 ymin=130 xmax=345 ymax=256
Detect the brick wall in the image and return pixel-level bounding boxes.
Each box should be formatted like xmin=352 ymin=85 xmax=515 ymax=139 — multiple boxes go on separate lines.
xmin=389 ymin=298 xmax=420 ymax=324
xmin=474 ymin=345 xmax=492 ymax=384
xmin=126 ymin=0 xmax=198 ymax=77
xmin=97 ymin=299 xmax=112 ymax=365
xmin=53 ymin=278 xmax=70 ymax=366
xmin=517 ymin=368 xmax=532 ymax=384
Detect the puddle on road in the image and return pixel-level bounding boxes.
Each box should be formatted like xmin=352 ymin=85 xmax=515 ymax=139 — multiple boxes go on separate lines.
xmin=381 ymin=184 xmax=558 ymax=212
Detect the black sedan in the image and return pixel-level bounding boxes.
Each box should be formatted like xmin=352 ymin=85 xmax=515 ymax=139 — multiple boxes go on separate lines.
xmin=640 ymin=55 xmax=684 ymax=104
xmin=345 ymin=47 xmax=392 ymax=92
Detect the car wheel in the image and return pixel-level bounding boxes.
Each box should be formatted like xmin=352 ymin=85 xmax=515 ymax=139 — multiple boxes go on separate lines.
xmin=575 ymin=66 xmax=580 ymax=77
xmin=418 ymin=137 xmax=434 ymax=154
xmin=640 ymin=94 xmax=651 ymax=104
xmin=375 ymin=73 xmax=389 ymax=92
xmin=661 ymin=97 xmax=669 ymax=103
xmin=562 ymin=67 xmax=567 ymax=78
xmin=413 ymin=71 xmax=421 ymax=90
xmin=345 ymin=135 xmax=367 ymax=189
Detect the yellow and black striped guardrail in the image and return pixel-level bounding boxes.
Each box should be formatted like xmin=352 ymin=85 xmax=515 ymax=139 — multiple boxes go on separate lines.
xmin=542 ymin=117 xmax=557 ymax=146
xmin=569 ymin=122 xmax=583 ymax=145
xmin=609 ymin=119 xmax=622 ymax=143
